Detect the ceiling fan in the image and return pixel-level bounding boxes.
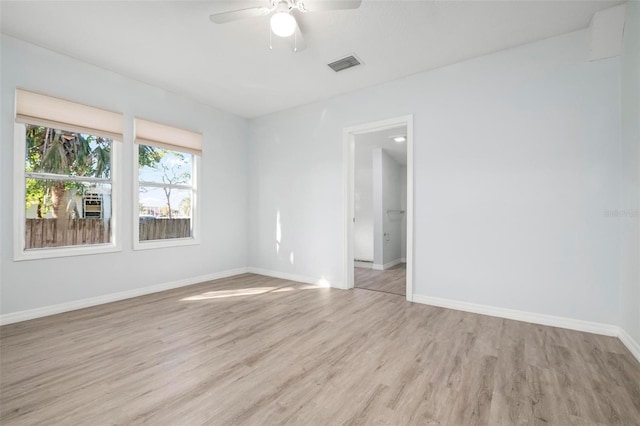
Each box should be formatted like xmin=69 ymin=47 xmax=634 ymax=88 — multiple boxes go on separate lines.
xmin=209 ymin=0 xmax=363 ymax=52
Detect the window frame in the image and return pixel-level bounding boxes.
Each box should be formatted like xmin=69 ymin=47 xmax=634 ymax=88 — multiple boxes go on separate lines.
xmin=132 ymin=143 xmax=200 ymax=250
xmin=13 ymin=122 xmax=122 ymax=261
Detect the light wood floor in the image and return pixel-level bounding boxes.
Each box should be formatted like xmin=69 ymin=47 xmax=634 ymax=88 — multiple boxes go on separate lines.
xmin=355 ymin=263 xmax=406 ymax=296
xmin=1 ymin=273 xmax=639 ymax=425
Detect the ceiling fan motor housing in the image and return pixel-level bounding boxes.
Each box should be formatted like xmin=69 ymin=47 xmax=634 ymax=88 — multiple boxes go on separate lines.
xmin=272 ymin=0 xmax=307 ymax=13
xmin=275 ymin=1 xmax=291 ymax=13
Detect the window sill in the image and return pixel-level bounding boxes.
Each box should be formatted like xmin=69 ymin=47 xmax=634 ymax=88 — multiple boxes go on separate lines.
xmin=133 ymin=237 xmax=200 ymax=251
xmin=14 ymin=243 xmax=121 ymax=261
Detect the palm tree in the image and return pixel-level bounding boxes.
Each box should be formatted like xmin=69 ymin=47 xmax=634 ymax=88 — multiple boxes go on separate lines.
xmin=25 ymin=125 xmax=111 ymax=218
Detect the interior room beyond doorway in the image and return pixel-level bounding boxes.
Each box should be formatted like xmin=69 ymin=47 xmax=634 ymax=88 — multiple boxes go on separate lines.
xmin=353 ymin=125 xmax=407 ymax=296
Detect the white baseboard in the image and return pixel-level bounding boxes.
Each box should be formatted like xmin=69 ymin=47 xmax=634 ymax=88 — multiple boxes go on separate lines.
xmin=412 ymin=294 xmax=619 ymax=336
xmin=372 ymin=258 xmax=405 ymax=271
xmin=3 ymin=268 xmax=637 ymax=364
xmin=619 ymin=328 xmax=640 ymax=363
xmin=355 ymin=261 xmax=373 ymax=269
xmin=0 ymin=267 xmax=249 ymax=326
xmin=247 ymin=267 xmax=342 ymax=289
xmin=412 ymin=293 xmax=640 ymax=363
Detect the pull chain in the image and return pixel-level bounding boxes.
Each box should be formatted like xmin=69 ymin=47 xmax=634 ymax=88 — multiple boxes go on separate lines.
xmin=293 ymin=29 xmax=297 ymax=52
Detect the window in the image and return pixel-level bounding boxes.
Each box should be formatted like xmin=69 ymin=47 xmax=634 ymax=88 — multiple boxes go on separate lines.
xmin=134 ymin=118 xmax=201 ymax=249
xmin=14 ymin=89 xmax=122 ymax=260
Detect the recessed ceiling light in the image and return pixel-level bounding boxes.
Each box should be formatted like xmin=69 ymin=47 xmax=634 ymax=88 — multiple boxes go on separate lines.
xmin=392 ymin=136 xmax=406 ymax=143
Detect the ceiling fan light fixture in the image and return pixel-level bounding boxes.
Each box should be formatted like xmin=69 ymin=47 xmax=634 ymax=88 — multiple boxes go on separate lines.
xmin=270 ymin=11 xmax=296 ymax=37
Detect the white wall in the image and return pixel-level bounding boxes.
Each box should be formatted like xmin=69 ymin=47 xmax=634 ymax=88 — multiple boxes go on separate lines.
xmin=400 ymin=165 xmax=407 ymax=260
xmin=0 ymin=36 xmax=249 ymax=316
xmin=354 ymin=145 xmax=373 ymax=261
xmin=248 ymin=28 xmax=622 ymax=326
xmin=619 ymin=2 xmax=640 ymax=344
xmin=1 ymin=22 xmax=627 ymax=337
xmin=372 ymin=148 xmax=383 ymax=266
xmin=380 ymin=149 xmax=403 ymax=266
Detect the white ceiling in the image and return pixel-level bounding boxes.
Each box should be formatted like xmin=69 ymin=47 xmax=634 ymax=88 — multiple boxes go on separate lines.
xmin=355 ymin=126 xmax=407 ymax=166
xmin=0 ymin=0 xmax=622 ymax=118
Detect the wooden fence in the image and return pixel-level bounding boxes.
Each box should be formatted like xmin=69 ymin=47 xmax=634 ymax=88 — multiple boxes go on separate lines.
xmin=25 ymin=218 xmax=191 ymax=248
xmin=139 ymin=218 xmax=191 ymax=241
xmin=26 ymin=218 xmax=110 ymax=249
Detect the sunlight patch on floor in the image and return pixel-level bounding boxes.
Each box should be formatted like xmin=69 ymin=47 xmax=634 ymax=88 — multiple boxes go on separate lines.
xmin=317 ymin=277 xmax=331 ymax=287
xmin=181 ymin=283 xmax=324 ymax=301
xmin=181 ymin=287 xmax=279 ymax=300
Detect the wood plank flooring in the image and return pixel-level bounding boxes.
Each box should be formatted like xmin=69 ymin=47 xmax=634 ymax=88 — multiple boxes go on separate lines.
xmin=1 ymin=273 xmax=639 ymax=425
xmin=355 ymin=263 xmax=406 ymax=296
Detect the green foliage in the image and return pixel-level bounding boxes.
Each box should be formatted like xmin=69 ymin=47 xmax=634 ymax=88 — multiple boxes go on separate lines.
xmin=26 ymin=125 xmax=111 ymax=177
xmin=25 ymin=178 xmax=50 ymax=216
xmin=138 ymin=144 xmax=163 ymax=168
xmin=25 ymin=125 xmax=112 ymax=216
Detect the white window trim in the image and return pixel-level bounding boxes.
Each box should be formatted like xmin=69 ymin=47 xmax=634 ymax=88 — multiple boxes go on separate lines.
xmin=13 ymin=123 xmax=122 ymax=261
xmin=132 ymin=144 xmax=200 ymax=250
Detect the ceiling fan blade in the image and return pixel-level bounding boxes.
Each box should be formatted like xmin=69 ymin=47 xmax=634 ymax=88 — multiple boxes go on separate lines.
xmin=291 ymin=24 xmax=306 ymax=52
xmin=299 ymin=0 xmax=362 ymax=12
xmin=209 ymin=6 xmax=272 ymax=24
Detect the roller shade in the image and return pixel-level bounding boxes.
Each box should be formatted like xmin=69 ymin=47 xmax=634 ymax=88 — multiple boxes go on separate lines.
xmin=134 ymin=118 xmax=202 ymax=155
xmin=16 ymin=89 xmax=123 ymax=140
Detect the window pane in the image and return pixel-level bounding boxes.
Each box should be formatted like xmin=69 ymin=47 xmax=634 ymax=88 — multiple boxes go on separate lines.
xmin=138 ymin=145 xmax=192 ymax=185
xmin=25 ymin=124 xmax=112 ymax=178
xmin=25 ymin=179 xmax=112 ymax=249
xmin=138 ymin=187 xmax=192 ymax=241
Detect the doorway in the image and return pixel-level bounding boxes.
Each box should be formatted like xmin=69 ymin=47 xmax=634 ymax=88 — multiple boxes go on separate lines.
xmin=343 ymin=115 xmax=413 ymax=301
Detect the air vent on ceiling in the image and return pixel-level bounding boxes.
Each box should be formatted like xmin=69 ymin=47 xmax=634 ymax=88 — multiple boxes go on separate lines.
xmin=328 ymin=55 xmax=362 ymax=72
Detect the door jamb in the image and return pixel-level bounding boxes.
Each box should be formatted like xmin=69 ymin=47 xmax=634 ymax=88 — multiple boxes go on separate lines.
xmin=342 ymin=114 xmax=414 ymax=301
